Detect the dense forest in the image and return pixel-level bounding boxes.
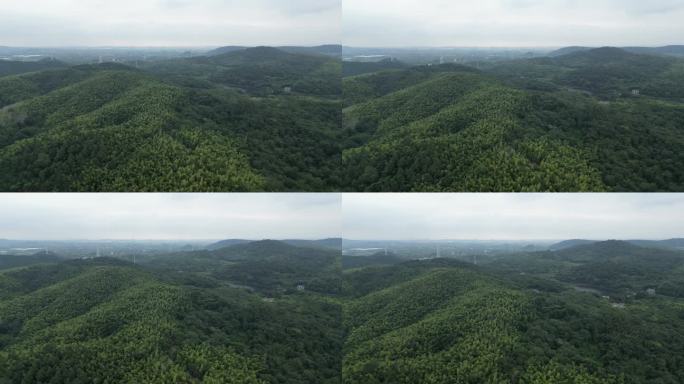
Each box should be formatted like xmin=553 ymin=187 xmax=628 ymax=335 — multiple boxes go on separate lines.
xmin=342 ymin=47 xmax=684 ymax=191
xmin=2 ymin=45 xmax=684 ymax=191
xmin=0 ymin=46 xmax=342 ymax=191
xmin=341 ymin=241 xmax=684 ymax=383
xmin=3 ymin=238 xmax=684 ymax=382
xmin=0 ymin=240 xmax=343 ymax=384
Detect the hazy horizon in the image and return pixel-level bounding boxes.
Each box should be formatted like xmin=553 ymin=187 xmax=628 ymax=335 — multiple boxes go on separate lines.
xmin=342 ymin=44 xmax=682 ymax=49
xmin=0 ymin=44 xmax=340 ymax=49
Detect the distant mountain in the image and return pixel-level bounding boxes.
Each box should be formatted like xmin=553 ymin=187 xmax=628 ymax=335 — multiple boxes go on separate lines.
xmin=206 ymin=239 xmax=252 ymax=250
xmin=550 ymin=238 xmax=684 ymax=251
xmin=283 ymin=238 xmax=342 ymax=250
xmin=147 ymin=239 xmax=340 ymax=296
xmin=555 ymin=46 xmax=651 ymax=65
xmin=207 ymin=238 xmax=342 ymax=251
xmin=0 ymin=252 xmax=61 ymax=270
xmin=550 ymin=45 xmax=684 ymax=58
xmin=628 ymin=238 xmax=684 ymax=250
xmin=279 ymin=44 xmax=342 ymax=57
xmin=151 ymin=46 xmax=341 ymax=98
xmin=638 ymin=45 xmax=684 ymax=57
xmin=211 ymin=239 xmax=336 ymax=261
xmin=208 ymin=46 xmax=295 ymax=65
xmin=554 ymin=239 xmax=647 ymax=259
xmin=207 ymin=45 xmax=342 ymax=57
xmin=547 ymin=46 xmax=592 ymax=57
xmin=549 ymin=240 xmax=684 ymax=297
xmin=548 ymin=239 xmax=598 ymax=251
xmin=0 ymin=58 xmax=65 ymax=77
xmin=204 ymin=45 xmax=247 ymax=56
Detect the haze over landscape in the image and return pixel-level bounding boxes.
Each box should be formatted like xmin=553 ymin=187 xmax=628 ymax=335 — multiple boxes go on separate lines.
xmin=0 ymin=0 xmax=341 ymax=47
xmin=343 ymin=194 xmax=684 ymax=240
xmin=0 ymin=193 xmax=341 ymax=240
xmin=343 ymin=0 xmax=684 ymax=47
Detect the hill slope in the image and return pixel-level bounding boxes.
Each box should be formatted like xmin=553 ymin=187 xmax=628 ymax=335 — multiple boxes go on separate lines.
xmin=0 ymin=59 xmax=65 ymax=77
xmin=343 ymin=48 xmax=684 ymax=191
xmin=0 ymin=47 xmax=343 ymax=191
xmin=342 ymin=256 xmax=684 ymax=383
xmin=0 ymin=250 xmax=343 ymax=383
xmin=343 ymin=66 xmax=606 ymax=191
xmin=0 ymin=65 xmax=262 ymax=191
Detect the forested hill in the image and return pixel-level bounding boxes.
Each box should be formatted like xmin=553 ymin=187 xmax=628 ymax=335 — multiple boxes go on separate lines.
xmin=549 ymin=45 xmax=684 ymax=58
xmin=0 ymin=242 xmax=343 ymax=383
xmin=549 ymin=238 xmax=684 ymax=251
xmin=341 ymin=245 xmax=684 ymax=383
xmin=490 ymin=240 xmax=684 ymax=299
xmin=207 ymin=44 xmax=342 ymax=58
xmin=0 ymin=58 xmax=65 ymax=77
xmin=142 ymin=240 xmax=342 ymax=295
xmin=145 ymin=46 xmax=341 ymax=97
xmin=0 ymin=252 xmax=61 ymax=270
xmin=343 ymin=47 xmax=684 ymax=191
xmin=0 ymin=47 xmax=342 ymax=191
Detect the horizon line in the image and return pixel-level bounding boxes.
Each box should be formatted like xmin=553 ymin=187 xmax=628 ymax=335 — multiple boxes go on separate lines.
xmin=0 ymin=44 xmax=341 ymax=49
xmin=342 ymin=44 xmax=683 ymax=49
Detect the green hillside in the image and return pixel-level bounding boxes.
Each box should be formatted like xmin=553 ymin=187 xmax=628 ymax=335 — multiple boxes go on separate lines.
xmin=341 ymin=249 xmax=684 ymax=383
xmin=0 ymin=59 xmax=65 ymax=78
xmin=0 ymin=47 xmax=342 ymax=191
xmin=343 ymin=48 xmax=684 ymax=191
xmin=145 ymin=46 xmax=341 ymax=97
xmin=4 ymin=239 xmax=684 ymax=382
xmin=145 ymin=240 xmax=341 ymax=296
xmin=0 ymin=241 xmax=343 ymax=384
xmin=491 ymin=241 xmax=684 ymax=300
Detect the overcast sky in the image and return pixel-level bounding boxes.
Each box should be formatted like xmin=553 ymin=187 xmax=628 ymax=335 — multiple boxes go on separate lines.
xmin=0 ymin=194 xmax=341 ymax=240
xmin=344 ymin=0 xmax=684 ymax=47
xmin=343 ymin=194 xmax=684 ymax=240
xmin=0 ymin=0 xmax=340 ymax=47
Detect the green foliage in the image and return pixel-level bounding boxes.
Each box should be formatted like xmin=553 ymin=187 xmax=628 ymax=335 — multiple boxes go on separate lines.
xmin=0 ymin=241 xmax=344 ymax=384
xmin=0 ymin=48 xmax=342 ymax=191
xmin=343 ymin=48 xmax=684 ymax=191
xmin=147 ymin=47 xmax=341 ymax=98
xmin=0 ymin=59 xmax=65 ymax=78
xmin=343 ymin=80 xmax=605 ymax=191
xmin=341 ymin=249 xmax=684 ymax=383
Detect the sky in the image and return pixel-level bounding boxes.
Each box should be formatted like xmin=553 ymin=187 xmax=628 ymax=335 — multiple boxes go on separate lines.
xmin=343 ymin=0 xmax=684 ymax=47
xmin=342 ymin=194 xmax=684 ymax=240
xmin=0 ymin=194 xmax=341 ymax=240
xmin=0 ymin=0 xmax=340 ymax=47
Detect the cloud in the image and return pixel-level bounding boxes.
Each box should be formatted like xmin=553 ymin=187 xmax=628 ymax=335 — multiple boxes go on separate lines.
xmin=343 ymin=0 xmax=684 ymax=47
xmin=0 ymin=0 xmax=340 ymax=46
xmin=0 ymin=194 xmax=341 ymax=240
xmin=342 ymin=194 xmax=684 ymax=240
